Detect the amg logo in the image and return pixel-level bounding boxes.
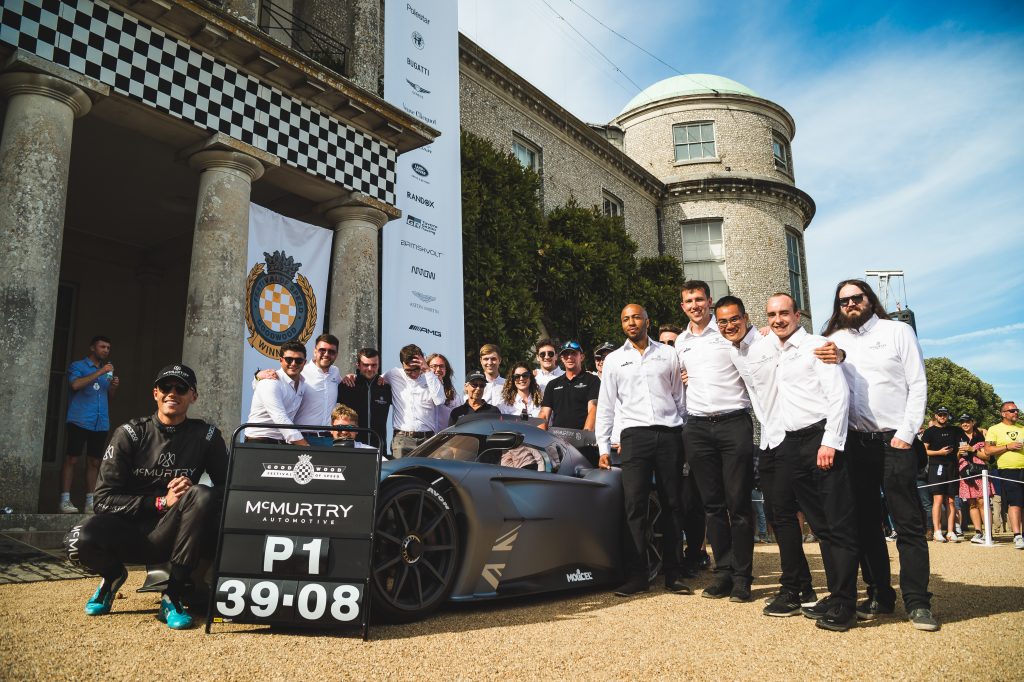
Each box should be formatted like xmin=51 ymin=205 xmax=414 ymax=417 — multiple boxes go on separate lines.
xmin=411 ymin=266 xmax=435 ymax=279
xmin=406 ymin=56 xmax=430 ymax=76
xmin=409 ymin=325 xmax=442 ymax=338
xmin=402 ymin=240 xmax=443 ymax=258
xmin=566 ymin=568 xmax=594 ymax=583
xmin=407 ymin=214 xmax=438 ymax=235
xmin=406 ymin=192 xmax=435 ymax=207
xmin=407 ymin=3 xmax=430 ymax=24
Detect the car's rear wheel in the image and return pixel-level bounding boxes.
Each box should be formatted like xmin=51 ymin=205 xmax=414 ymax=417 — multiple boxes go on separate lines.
xmin=371 ymin=478 xmax=459 ymax=623
xmin=646 ymin=491 xmax=664 ymax=582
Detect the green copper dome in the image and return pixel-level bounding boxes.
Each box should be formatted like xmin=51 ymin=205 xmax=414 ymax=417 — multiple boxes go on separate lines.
xmin=619 ymin=74 xmax=760 ymax=115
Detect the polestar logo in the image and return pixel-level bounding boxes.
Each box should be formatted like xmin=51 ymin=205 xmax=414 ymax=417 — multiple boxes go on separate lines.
xmin=566 ymin=568 xmax=594 ymax=583
xmin=157 ymin=451 xmax=176 ymax=467
xmin=407 ymin=3 xmax=430 ymax=24
xmin=261 ymin=454 xmax=346 ymax=485
xmin=413 ymin=291 xmax=436 ymax=303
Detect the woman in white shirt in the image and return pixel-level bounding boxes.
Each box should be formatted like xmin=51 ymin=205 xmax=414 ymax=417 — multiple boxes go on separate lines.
xmin=498 ymin=363 xmax=543 ymax=418
xmin=427 ymin=353 xmax=463 ymax=432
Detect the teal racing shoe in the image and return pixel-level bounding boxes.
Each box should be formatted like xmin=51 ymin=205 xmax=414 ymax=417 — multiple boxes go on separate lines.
xmin=84 ymin=566 xmax=128 ymax=616
xmin=158 ymin=595 xmax=194 ymax=630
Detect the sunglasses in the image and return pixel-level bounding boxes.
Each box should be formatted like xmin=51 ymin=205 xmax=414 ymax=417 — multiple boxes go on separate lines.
xmin=838 ymin=293 xmax=866 ymax=307
xmin=538 ymin=351 xmax=555 ymax=358
xmin=468 ymin=382 xmax=486 ymax=389
xmin=315 ymin=347 xmax=337 ymax=355
xmin=281 ymin=356 xmax=305 ymax=365
xmin=157 ymin=382 xmax=189 ymax=395
xmin=561 ymin=342 xmax=582 ymax=352
xmin=513 ymin=372 xmax=531 ymax=380
xmin=1005 ymin=408 xmax=1020 ymax=414
xmin=662 ymin=339 xmax=675 ymax=346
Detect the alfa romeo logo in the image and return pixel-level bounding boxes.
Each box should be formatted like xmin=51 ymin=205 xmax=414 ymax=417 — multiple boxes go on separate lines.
xmin=245 ymin=250 xmax=317 ymax=360
xmin=261 ymin=454 xmax=346 ymax=485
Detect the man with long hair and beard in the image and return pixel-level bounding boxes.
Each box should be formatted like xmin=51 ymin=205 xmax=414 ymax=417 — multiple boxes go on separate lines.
xmin=824 ymin=279 xmax=937 ymax=631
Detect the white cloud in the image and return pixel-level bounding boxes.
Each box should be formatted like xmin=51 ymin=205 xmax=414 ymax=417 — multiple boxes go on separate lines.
xmin=920 ymin=323 xmax=1024 ymax=347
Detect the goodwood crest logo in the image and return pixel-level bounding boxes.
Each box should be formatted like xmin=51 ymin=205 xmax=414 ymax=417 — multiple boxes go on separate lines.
xmin=245 ymin=250 xmax=316 ymax=359
xmin=261 ymin=454 xmax=346 ymax=485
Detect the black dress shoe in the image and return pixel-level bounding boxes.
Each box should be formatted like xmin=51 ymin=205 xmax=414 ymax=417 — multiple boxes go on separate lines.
xmin=702 ymin=577 xmax=733 ymax=599
xmin=815 ymin=603 xmax=857 ymax=632
xmin=664 ymin=574 xmax=693 ymax=594
xmin=729 ymin=583 xmax=752 ymax=603
xmin=613 ymin=576 xmax=650 ymax=597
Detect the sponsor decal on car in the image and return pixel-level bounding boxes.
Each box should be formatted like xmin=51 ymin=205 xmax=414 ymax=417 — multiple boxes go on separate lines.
xmin=565 ymin=568 xmax=594 ymax=583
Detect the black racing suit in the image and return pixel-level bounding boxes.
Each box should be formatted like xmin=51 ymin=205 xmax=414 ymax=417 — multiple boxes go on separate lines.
xmin=337 ymin=375 xmax=392 ymax=448
xmin=76 ymin=414 xmax=228 ymax=584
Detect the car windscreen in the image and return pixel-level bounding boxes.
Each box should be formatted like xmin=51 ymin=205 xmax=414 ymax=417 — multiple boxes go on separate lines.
xmin=411 ymin=433 xmax=485 ymax=462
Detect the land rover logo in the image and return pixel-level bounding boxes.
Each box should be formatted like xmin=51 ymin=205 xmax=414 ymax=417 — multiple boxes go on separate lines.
xmin=412 ymin=163 xmax=429 ymax=177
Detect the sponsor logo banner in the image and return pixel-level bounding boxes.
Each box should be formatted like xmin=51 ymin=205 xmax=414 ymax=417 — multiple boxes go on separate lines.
xmin=223 ymin=490 xmax=372 ymax=534
xmin=227 ymin=445 xmax=378 ymax=494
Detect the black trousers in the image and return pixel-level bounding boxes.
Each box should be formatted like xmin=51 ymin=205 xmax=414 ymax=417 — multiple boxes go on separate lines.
xmin=620 ymin=426 xmax=683 ymax=579
xmin=78 ymin=485 xmax=219 ymax=580
xmin=847 ymin=432 xmax=931 ymax=610
xmin=684 ymin=413 xmax=754 ymax=584
xmin=759 ymin=445 xmax=813 ymax=595
xmin=778 ymin=424 xmax=858 ymax=608
xmin=679 ymin=453 xmax=707 ymax=570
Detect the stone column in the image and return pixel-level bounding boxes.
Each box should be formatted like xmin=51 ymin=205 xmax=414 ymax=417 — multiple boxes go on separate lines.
xmin=0 ymin=59 xmax=104 ymax=513
xmin=320 ymin=197 xmax=390 ymax=370
xmin=183 ymin=136 xmax=277 ymax=441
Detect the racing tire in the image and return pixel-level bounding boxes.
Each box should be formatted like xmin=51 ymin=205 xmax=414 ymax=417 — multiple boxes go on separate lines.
xmin=371 ymin=478 xmax=459 ymax=623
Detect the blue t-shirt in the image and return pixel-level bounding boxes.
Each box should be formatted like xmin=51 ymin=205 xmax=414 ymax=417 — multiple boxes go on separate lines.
xmin=66 ymin=357 xmax=111 ymax=431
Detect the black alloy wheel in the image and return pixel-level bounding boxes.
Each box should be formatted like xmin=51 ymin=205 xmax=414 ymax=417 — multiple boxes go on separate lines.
xmin=371 ymin=478 xmax=459 ymax=622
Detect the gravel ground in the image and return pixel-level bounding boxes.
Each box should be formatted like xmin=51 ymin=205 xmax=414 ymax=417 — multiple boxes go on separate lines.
xmin=2 ymin=537 xmax=1022 ymax=681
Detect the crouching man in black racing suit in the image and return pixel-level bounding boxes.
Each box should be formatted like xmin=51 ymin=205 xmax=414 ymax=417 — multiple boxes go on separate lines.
xmin=73 ymin=364 xmax=227 ymax=630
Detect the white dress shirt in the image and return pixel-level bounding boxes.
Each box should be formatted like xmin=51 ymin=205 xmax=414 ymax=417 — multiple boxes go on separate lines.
xmin=596 ymin=338 xmax=687 ymax=455
xmin=246 ymin=369 xmax=307 ymax=443
xmin=385 ymin=366 xmax=447 ymax=432
xmin=435 ymin=392 xmax=464 ymax=432
xmin=771 ymin=328 xmax=849 ymax=450
xmin=294 ymin=363 xmax=342 ymax=428
xmin=498 ymin=393 xmax=543 ymax=418
xmin=828 ymin=314 xmax=927 ymax=445
xmin=534 ymin=367 xmax=564 ymax=395
xmin=730 ymin=327 xmax=784 ymax=450
xmin=676 ymin=321 xmax=750 ymax=416
xmin=482 ymin=376 xmax=505 ymax=406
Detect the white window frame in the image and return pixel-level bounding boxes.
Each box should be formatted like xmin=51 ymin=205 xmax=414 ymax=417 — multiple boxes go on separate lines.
xmin=680 ymin=218 xmax=728 ymax=302
xmin=512 ymin=134 xmax=541 ymax=173
xmin=602 ymin=190 xmax=623 ymax=218
xmin=673 ymin=121 xmax=716 ymax=162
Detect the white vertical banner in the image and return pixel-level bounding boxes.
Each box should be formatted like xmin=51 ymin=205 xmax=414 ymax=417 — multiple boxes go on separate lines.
xmin=240 ymin=203 xmax=333 ymax=422
xmin=382 ymin=0 xmax=465 ymax=383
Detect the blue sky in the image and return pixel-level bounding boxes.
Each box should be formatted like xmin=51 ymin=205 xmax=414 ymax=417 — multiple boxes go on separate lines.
xmin=457 ymin=0 xmax=1024 ymax=409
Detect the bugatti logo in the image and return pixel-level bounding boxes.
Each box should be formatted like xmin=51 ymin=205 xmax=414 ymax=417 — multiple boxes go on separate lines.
xmin=411 ymin=31 xmax=424 ymax=49
xmin=157 ymin=451 xmax=176 ymax=468
xmin=245 ymin=250 xmax=317 ymax=360
xmin=412 ymin=291 xmax=436 ymax=303
xmin=406 ymin=79 xmax=431 ymax=95
xmin=412 ymin=163 xmax=429 ymax=177
xmin=261 ymin=454 xmax=346 ymax=485
xmin=566 ymin=569 xmax=594 ymax=583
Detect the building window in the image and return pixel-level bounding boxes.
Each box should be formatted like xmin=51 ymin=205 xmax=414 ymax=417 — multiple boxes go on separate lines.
xmin=773 ymin=133 xmax=790 ymax=172
xmin=673 ymin=122 xmax=716 ymax=162
xmin=786 ymin=229 xmax=805 ymax=310
xmin=512 ymin=135 xmax=541 ymax=173
xmin=602 ymin=190 xmax=623 ymax=218
xmin=681 ymin=219 xmax=728 ymax=301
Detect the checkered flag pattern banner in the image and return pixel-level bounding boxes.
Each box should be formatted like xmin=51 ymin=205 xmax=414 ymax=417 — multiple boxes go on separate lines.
xmin=0 ymin=0 xmax=397 ymax=204
xmin=260 ymin=283 xmax=296 ymax=332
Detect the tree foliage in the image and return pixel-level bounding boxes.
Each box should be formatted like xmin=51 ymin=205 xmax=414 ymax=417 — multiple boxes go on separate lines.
xmin=924 ymin=357 xmax=1003 ymax=428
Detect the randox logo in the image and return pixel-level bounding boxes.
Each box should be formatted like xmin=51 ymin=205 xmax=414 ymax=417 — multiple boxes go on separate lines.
xmin=409 ymin=325 xmax=442 ymax=338
xmin=245 ymin=250 xmax=316 ymax=360
xmin=412 ymin=163 xmax=429 ymax=177
xmin=411 ymin=266 xmax=435 ymax=279
xmin=261 ymin=454 xmax=346 ymax=485
xmin=406 ymin=192 xmax=435 ymax=207
xmin=565 ymin=568 xmax=594 ymax=583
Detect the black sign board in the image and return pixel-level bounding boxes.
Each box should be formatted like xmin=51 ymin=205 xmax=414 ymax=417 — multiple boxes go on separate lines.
xmin=206 ymin=424 xmax=381 ymax=639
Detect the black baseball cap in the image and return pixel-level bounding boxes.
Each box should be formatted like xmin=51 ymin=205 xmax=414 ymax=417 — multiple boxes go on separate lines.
xmin=466 ymin=371 xmax=487 ymax=384
xmin=958 ymin=413 xmax=974 ymax=422
xmin=934 ymin=406 xmax=950 ymax=416
xmin=594 ymin=342 xmax=616 ymax=357
xmin=559 ymin=340 xmax=583 ymax=355
xmin=154 ymin=364 xmax=198 ymax=391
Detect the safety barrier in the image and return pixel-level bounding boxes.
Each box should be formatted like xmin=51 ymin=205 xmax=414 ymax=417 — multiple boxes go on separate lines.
xmin=916 ymin=470 xmax=1023 ymax=547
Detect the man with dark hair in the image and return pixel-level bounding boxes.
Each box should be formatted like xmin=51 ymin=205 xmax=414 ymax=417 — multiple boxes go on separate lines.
xmin=72 ymin=363 xmax=227 ymax=630
xmin=255 ymin=333 xmax=342 ymax=446
xmin=596 ymin=304 xmax=688 ymax=596
xmin=533 ymin=338 xmax=564 ymax=394
xmin=592 ymin=342 xmax=616 ymax=378
xmin=245 ymin=341 xmax=309 ymax=446
xmin=385 ymin=343 xmax=446 ymax=457
xmin=337 ymin=347 xmax=392 ymax=449
xmin=61 ymin=335 xmax=120 ymax=513
xmin=538 ymin=341 xmax=600 ymax=431
xmin=825 ymin=278 xmax=936 ymax=631
xmin=985 ymin=401 xmax=1024 ymax=549
xmin=658 ymin=323 xmax=683 ymax=347
xmin=676 ymin=279 xmax=756 ymax=602
xmin=922 ymin=407 xmax=964 ymax=543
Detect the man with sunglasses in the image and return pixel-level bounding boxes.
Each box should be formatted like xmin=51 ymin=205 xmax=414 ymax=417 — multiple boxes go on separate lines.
xmin=245 ymin=341 xmax=310 ymax=446
xmin=533 ymin=338 xmax=564 ymax=395
xmin=255 ymin=334 xmax=343 ymax=446
xmin=985 ymin=401 xmax=1024 ymax=549
xmin=592 ymin=342 xmax=616 ymax=377
xmin=538 ymin=341 xmax=600 ymax=431
xmin=72 ymin=364 xmax=227 ymax=630
xmin=824 ymin=279 xmax=936 ymax=631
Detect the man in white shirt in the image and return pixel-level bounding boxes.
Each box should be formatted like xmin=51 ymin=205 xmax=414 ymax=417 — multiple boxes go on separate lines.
xmin=676 ymin=280 xmax=755 ymax=601
xmin=385 ymin=344 xmax=446 ymax=458
xmin=825 ymin=278 xmax=937 ymax=632
xmin=478 ymin=343 xmax=505 ymax=406
xmin=747 ymin=293 xmax=858 ymax=632
xmin=716 ymin=296 xmax=816 ymax=616
xmin=596 ymin=304 xmax=689 ymax=597
xmin=245 ymin=341 xmax=310 ymax=446
xmin=533 ymin=338 xmax=564 ymax=395
xmin=255 ymin=333 xmax=342 ymax=446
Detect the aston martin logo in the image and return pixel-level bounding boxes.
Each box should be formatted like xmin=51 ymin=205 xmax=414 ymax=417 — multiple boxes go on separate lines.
xmin=261 ymin=454 xmax=346 ymax=485
xmin=412 ymin=291 xmax=436 ymax=303
xmin=406 ymin=78 xmax=430 ymax=94
xmin=245 ymin=250 xmax=317 ymax=360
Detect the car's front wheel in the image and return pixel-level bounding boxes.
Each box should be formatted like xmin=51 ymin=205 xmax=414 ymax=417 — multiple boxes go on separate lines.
xmin=370 ymin=478 xmax=459 ymax=623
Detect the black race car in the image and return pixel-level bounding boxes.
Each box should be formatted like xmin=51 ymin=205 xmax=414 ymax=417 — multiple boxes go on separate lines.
xmin=372 ymin=414 xmax=665 ymax=623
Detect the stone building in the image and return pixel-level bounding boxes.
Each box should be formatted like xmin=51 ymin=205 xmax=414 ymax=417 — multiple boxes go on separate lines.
xmin=0 ymin=0 xmax=434 ymax=519
xmin=459 ymin=38 xmax=815 ymax=325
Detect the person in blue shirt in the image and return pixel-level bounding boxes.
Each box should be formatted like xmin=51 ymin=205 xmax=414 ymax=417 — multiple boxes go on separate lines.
xmin=61 ymin=335 xmax=120 ymax=513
